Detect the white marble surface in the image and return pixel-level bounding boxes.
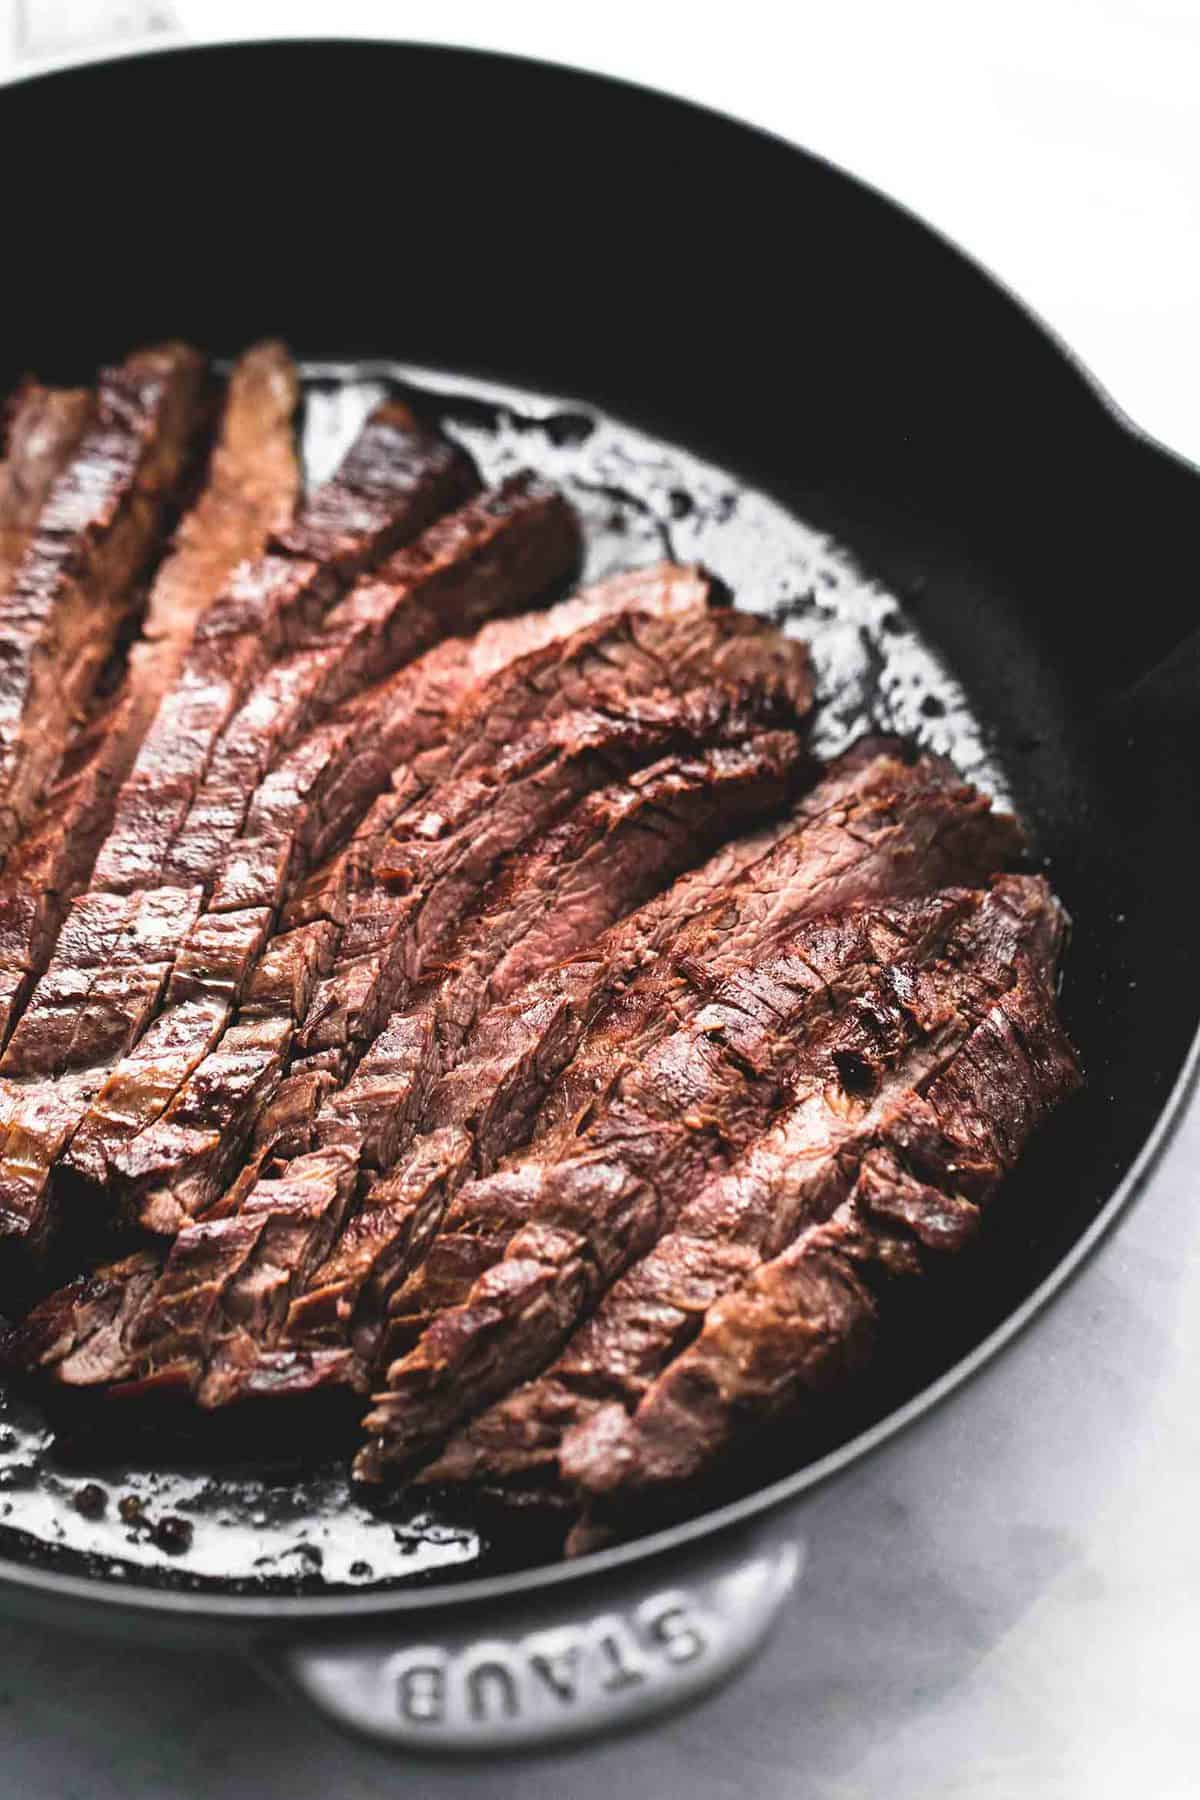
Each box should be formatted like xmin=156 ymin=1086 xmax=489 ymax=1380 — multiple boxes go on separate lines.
xmin=0 ymin=5 xmax=1198 ymax=1794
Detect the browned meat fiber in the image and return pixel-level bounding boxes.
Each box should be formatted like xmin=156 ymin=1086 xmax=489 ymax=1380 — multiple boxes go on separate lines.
xmin=0 ymin=343 xmax=301 ymax=1046
xmin=90 ymin=602 xmax=811 ymax=1240
xmin=3 ymin=347 xmax=1081 ymax=1553
xmin=354 ymin=866 xmax=1045 ymax=1479
xmin=58 ymin=475 xmax=581 ymax=1226
xmin=563 ymin=954 xmax=1079 ymax=1553
xmin=0 ymin=392 xmax=479 ymax=1252
xmin=206 ymin=741 xmax=997 ymax=1410
xmin=417 ymin=872 xmax=1065 ymax=1490
xmin=0 ymin=344 xmax=210 ymax=861
xmin=69 ymin=732 xmax=807 ymax=1406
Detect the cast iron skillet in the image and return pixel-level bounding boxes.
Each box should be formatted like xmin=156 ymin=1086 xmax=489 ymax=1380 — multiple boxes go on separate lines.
xmin=0 ymin=37 xmax=1197 ymax=1753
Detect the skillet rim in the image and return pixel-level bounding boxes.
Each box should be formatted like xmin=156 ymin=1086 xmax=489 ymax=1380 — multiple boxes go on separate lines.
xmin=0 ymin=33 xmax=1196 ymax=1626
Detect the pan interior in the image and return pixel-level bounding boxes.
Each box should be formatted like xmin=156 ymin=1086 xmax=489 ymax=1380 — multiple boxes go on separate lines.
xmin=0 ymin=361 xmax=1151 ymax=1595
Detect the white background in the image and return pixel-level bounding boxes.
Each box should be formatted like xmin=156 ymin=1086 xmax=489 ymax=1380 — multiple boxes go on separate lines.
xmin=1 ymin=6 xmax=1199 ymax=1796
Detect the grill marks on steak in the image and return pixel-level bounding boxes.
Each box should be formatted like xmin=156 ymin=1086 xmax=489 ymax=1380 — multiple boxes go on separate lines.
xmin=442 ymin=744 xmax=950 ymax=1178
xmin=420 ymin=875 xmax=1064 ymax=1488
xmin=0 ymin=382 xmax=93 ymax=594
xmin=158 ymin=470 xmax=556 ymax=897
xmin=0 ymin=344 xmax=210 ymax=861
xmin=0 ymin=344 xmax=301 ymax=1046
xmin=0 ymin=359 xmax=1081 ymax=1544
xmin=83 ymin=694 xmax=810 ymax=1363
xmin=56 ymin=479 xmax=580 ymax=1226
xmin=185 ymin=732 xmax=806 ymax=1407
xmin=536 ymin=763 xmax=1022 ymax=1146
xmin=15 ymin=622 xmax=810 ymax=1399
xmin=561 ymin=957 xmax=1080 ymax=1539
xmin=357 ymin=748 xmax=1018 ymax=1384
xmin=295 ymin=606 xmax=813 ymax=1079
xmin=0 ymin=886 xmax=206 ymax=1242
xmin=223 ymin=565 xmax=722 ymax=1182
xmin=0 ymin=401 xmax=477 ymax=1250
xmin=318 ymin=733 xmax=807 ymax=1175
xmin=90 ymin=400 xmax=474 ymax=900
xmin=237 ymin=746 xmax=936 ymax=1398
xmin=353 ymin=881 xmax=993 ymax=1478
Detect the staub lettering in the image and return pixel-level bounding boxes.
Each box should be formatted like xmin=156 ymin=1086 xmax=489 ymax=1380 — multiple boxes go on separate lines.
xmin=291 ymin=1541 xmax=800 ymax=1749
xmin=466 ymin=1659 xmax=520 ymax=1722
xmin=390 ymin=1591 xmax=711 ymax=1730
xmin=530 ymin=1644 xmax=582 ymax=1703
xmin=397 ymin=1657 xmax=447 ymax=1725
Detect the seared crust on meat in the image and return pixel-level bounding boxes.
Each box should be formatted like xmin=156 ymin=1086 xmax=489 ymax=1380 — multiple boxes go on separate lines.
xmin=1 ymin=351 xmax=1081 ymax=1556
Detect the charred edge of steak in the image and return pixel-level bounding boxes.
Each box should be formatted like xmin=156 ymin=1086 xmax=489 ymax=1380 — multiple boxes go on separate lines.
xmin=0 ymin=344 xmax=211 ymax=862
xmin=356 ymin=750 xmax=1022 ymax=1393
xmin=0 ymin=382 xmax=94 ymax=573
xmin=416 ymin=872 xmax=1065 ymax=1488
xmin=0 ymin=397 xmax=479 ymax=1249
xmin=169 ymin=731 xmax=809 ymax=1407
xmin=91 ymin=399 xmax=474 ymax=900
xmin=270 ymin=401 xmax=479 ymax=578
xmin=352 ymin=880 xmax=995 ymax=1478
xmin=51 ymin=477 xmax=583 ymax=1217
xmin=0 ymin=344 xmax=302 ymax=1051
xmin=158 ymin=470 xmax=574 ymax=898
xmin=561 ymin=958 xmax=1080 ymax=1543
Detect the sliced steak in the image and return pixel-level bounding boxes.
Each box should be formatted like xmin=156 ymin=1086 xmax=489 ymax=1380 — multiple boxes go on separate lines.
xmin=561 ymin=956 xmax=1080 ymax=1539
xmin=64 ymin=905 xmax=275 ymax=1184
xmin=420 ymin=875 xmax=1065 ymax=1486
xmin=0 ymin=344 xmax=301 ymax=1044
xmin=286 ymin=751 xmax=960 ymax=1333
xmin=270 ymin=404 xmax=476 ymax=579
xmin=316 ymin=732 xmax=807 ymax=1176
xmin=56 ymin=479 xmax=579 ymax=1219
xmin=0 ymin=402 xmax=474 ymax=1251
xmin=122 ymin=1146 xmax=362 ymax=1395
xmin=297 ymin=605 xmax=813 ymax=1076
xmin=84 ymin=608 xmax=807 ymax=1235
xmin=184 ymin=732 xmax=805 ymax=1408
xmin=353 ymin=885 xmax=986 ymax=1477
xmin=16 ymin=705 xmax=807 ymax=1397
xmin=0 ymin=344 xmax=209 ymax=860
xmin=90 ymin=400 xmax=474 ymax=898
xmin=0 ymin=885 xmax=204 ymax=1245
xmin=242 ymin=564 xmax=717 ymax=1165
xmin=536 ymin=767 xmax=1023 ymax=1144
xmin=275 ymin=561 xmax=714 ymax=940
xmin=105 ymin=682 xmax=803 ymax=1237
xmin=0 ymin=381 xmax=93 ymax=591
xmin=160 ymin=473 xmax=571 ymax=896
xmin=424 ymin=742 xmax=1004 ymax=1180
xmin=359 ymin=748 xmax=1019 ymax=1369
xmin=12 ymin=1251 xmax=163 ymax=1388
xmin=244 ymin=1126 xmax=474 ymax=1393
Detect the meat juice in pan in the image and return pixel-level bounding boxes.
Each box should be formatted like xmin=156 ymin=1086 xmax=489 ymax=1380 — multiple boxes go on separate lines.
xmin=0 ymin=363 xmax=1011 ymax=1593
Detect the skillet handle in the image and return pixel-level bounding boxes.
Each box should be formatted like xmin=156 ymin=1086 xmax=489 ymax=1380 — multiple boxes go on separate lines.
xmin=259 ymin=1517 xmax=802 ymax=1754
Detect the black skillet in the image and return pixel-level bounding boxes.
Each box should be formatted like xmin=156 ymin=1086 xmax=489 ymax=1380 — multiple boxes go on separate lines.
xmin=0 ymin=37 xmax=1196 ymax=1753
